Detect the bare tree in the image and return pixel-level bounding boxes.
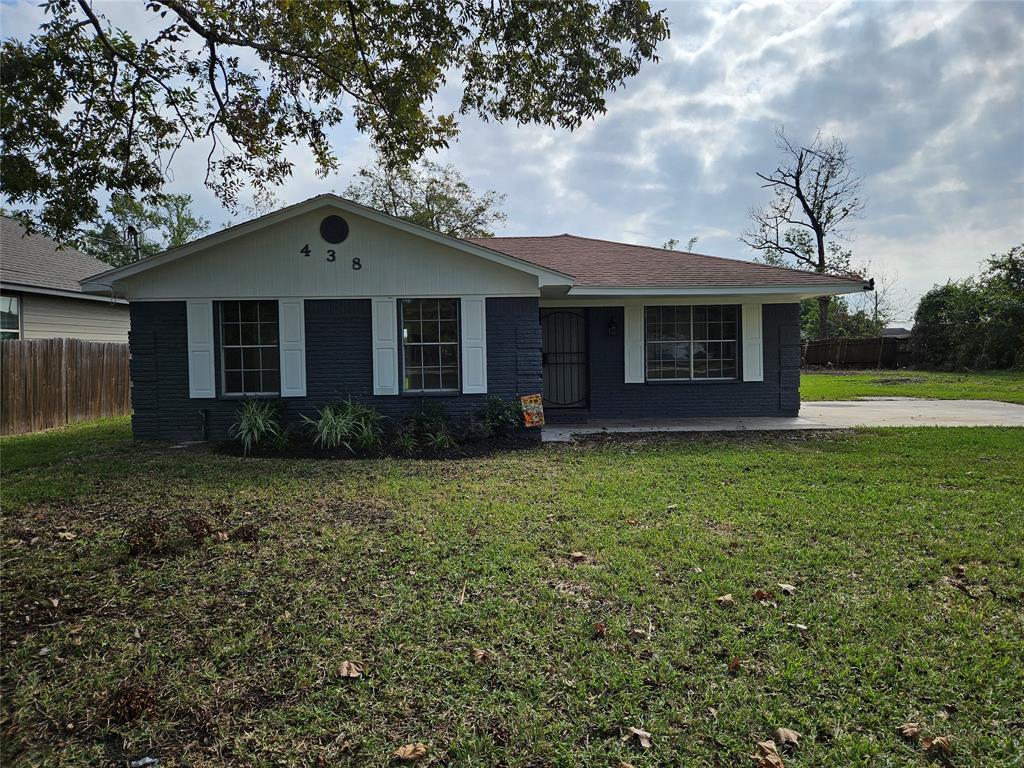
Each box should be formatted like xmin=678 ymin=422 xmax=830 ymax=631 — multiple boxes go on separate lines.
xmin=849 ymin=260 xmax=912 ymax=328
xmin=741 ymin=128 xmax=865 ymax=338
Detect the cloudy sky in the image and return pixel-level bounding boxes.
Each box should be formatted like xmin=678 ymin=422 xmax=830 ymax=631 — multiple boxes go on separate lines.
xmin=4 ymin=1 xmax=1023 ymax=322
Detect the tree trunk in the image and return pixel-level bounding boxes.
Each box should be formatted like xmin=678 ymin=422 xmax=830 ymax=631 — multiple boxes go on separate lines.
xmin=814 ymin=227 xmax=828 ymax=339
xmin=816 ymin=295 xmax=830 ymax=340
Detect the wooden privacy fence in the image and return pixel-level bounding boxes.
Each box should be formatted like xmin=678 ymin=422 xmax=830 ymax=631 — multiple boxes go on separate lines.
xmin=801 ymin=335 xmax=911 ymax=370
xmin=1 ymin=338 xmax=130 ymax=435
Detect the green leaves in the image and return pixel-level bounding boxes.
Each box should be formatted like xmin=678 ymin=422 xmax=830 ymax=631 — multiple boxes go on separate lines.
xmin=3 ymin=0 xmax=669 ymax=241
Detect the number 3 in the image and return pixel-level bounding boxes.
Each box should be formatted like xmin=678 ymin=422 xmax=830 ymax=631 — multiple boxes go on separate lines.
xmin=326 ymin=249 xmax=336 ymax=262
xmin=352 ymin=257 xmax=362 ymax=270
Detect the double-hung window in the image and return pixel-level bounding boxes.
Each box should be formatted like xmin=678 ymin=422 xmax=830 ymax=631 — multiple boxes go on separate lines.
xmin=401 ymin=298 xmax=460 ymax=393
xmin=1 ymin=294 xmax=20 ymax=340
xmin=220 ymin=300 xmax=280 ymax=395
xmin=645 ymin=305 xmax=739 ymax=380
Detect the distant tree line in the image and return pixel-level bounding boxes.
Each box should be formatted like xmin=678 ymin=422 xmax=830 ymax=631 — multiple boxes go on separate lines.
xmin=912 ymin=244 xmax=1023 ymax=370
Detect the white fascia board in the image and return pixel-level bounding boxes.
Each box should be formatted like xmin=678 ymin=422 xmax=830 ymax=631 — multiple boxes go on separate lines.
xmin=564 ymin=283 xmax=869 ymax=298
xmin=78 ymin=194 xmax=574 ymax=294
xmin=2 ymin=281 xmax=129 ymax=304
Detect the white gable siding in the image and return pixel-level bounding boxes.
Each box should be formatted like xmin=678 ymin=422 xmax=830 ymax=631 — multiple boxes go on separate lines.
xmin=119 ymin=208 xmax=539 ymax=300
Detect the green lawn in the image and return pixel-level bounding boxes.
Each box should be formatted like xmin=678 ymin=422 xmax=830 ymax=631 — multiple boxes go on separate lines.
xmin=801 ymin=369 xmax=1024 ymax=404
xmin=3 ymin=418 xmax=1023 ymax=767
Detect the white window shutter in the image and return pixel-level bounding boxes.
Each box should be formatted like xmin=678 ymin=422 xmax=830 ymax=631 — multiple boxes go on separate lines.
xmin=623 ymin=305 xmax=645 ymax=383
xmin=742 ymin=303 xmax=764 ymax=382
xmin=186 ymin=300 xmax=215 ymax=398
xmin=372 ymin=298 xmax=399 ymax=395
xmin=460 ymin=296 xmax=487 ymax=394
xmin=278 ymin=299 xmax=306 ymax=397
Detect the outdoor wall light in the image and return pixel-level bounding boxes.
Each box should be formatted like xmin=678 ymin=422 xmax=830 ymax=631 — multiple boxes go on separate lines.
xmin=607 ymin=318 xmax=618 ymax=337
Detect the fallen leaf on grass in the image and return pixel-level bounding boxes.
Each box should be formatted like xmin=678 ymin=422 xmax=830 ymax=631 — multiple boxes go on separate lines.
xmin=630 ymin=627 xmax=649 ymax=641
xmin=618 ymin=763 xmax=635 ymax=768
xmin=337 ymin=660 xmax=362 ymax=678
xmin=728 ymin=656 xmax=742 ymax=675
xmin=750 ymin=739 xmax=785 ymax=767
xmin=774 ymin=728 xmax=801 ymax=752
xmin=777 ymin=583 xmax=797 ymax=596
xmin=593 ymin=622 xmax=608 ymax=638
xmin=897 ymin=722 xmax=921 ymax=741
xmin=472 ymin=648 xmax=489 ymax=665
xmin=716 ymin=594 xmax=735 ymax=607
xmin=923 ymin=735 xmax=952 ymax=754
xmin=666 ymin=503 xmax=678 ymax=511
xmin=213 ymin=531 xmax=230 ymax=542
xmin=622 ymin=726 xmax=652 ymax=749
xmin=392 ymin=743 xmax=427 ymax=761
xmin=569 ymin=551 xmax=587 ymax=564
xmin=753 ymin=588 xmax=776 ymax=603
xmin=48 ymin=598 xmax=60 ymax=608
xmin=56 ymin=531 xmax=76 ymax=541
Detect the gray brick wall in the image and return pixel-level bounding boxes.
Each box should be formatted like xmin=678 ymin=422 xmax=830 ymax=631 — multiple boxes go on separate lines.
xmin=573 ymin=303 xmax=801 ymax=420
xmin=129 ymin=297 xmax=541 ymax=442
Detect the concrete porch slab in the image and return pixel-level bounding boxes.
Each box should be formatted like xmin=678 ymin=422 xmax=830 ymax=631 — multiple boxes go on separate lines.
xmin=542 ymin=415 xmax=829 ymax=442
xmin=541 ymin=398 xmax=1024 ymax=442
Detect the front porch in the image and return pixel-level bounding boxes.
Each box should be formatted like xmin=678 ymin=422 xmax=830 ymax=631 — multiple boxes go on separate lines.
xmin=540 ymin=414 xmax=827 ymax=442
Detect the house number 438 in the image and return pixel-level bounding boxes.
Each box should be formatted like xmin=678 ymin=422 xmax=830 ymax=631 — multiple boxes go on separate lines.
xmin=300 ymin=244 xmax=361 ymax=270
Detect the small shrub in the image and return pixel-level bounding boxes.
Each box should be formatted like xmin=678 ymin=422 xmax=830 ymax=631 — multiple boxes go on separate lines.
xmin=477 ymin=396 xmax=521 ymax=437
xmin=304 ymin=399 xmax=385 ymax=454
xmin=422 ymin=425 xmax=456 ymax=451
xmin=392 ymin=425 xmax=419 ymax=456
xmin=462 ymin=417 xmax=492 ymax=443
xmin=229 ymin=399 xmax=283 ymax=455
xmin=408 ymin=402 xmax=450 ymax=435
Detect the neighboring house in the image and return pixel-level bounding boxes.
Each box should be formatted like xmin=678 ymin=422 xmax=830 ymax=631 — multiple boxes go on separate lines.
xmin=1 ymin=216 xmax=130 ymax=342
xmin=80 ymin=194 xmax=869 ymax=441
xmin=882 ymin=326 xmax=911 ymax=338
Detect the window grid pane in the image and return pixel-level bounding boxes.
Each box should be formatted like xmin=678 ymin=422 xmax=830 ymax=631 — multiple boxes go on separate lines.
xmin=221 ymin=300 xmax=280 ymax=395
xmin=401 ymin=299 xmax=460 ymax=393
xmin=645 ymin=305 xmax=739 ymax=381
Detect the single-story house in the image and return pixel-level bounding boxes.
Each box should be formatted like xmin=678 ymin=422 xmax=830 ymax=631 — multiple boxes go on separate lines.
xmin=80 ymin=194 xmax=869 ymax=441
xmin=1 ymin=216 xmax=130 ymax=342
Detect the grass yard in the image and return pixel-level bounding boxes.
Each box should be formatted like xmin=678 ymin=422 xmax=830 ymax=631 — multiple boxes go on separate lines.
xmin=2 ymin=418 xmax=1023 ymax=767
xmin=801 ymin=369 xmax=1024 ymax=404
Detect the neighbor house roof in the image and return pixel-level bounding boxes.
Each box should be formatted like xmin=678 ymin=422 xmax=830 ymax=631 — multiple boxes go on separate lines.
xmin=1 ymin=216 xmax=127 ymax=303
xmin=468 ymin=234 xmax=868 ymax=290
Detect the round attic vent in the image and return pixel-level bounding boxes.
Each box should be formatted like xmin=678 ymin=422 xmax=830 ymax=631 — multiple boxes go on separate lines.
xmin=320 ymin=214 xmax=350 ymax=244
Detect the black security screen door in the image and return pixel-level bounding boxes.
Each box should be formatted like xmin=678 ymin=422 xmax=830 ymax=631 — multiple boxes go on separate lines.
xmin=541 ymin=309 xmax=588 ymax=408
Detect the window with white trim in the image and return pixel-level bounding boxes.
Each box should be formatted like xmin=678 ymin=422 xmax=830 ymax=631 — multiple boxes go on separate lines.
xmin=645 ymin=305 xmax=739 ymax=380
xmin=0 ymin=294 xmax=20 ymax=340
xmin=220 ymin=300 xmax=280 ymax=395
xmin=401 ymin=298 xmax=460 ymax=392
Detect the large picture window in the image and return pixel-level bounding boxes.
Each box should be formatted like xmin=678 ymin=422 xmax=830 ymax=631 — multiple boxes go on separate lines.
xmin=1 ymin=295 xmax=20 ymax=340
xmin=645 ymin=305 xmax=738 ymax=380
xmin=220 ymin=300 xmax=280 ymax=395
xmin=401 ymin=298 xmax=460 ymax=393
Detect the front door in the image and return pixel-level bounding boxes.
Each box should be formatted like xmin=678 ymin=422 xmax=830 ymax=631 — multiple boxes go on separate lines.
xmin=541 ymin=309 xmax=588 ymax=408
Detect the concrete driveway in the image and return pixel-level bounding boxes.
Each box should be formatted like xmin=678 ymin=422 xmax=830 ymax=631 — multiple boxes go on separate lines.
xmin=542 ymin=398 xmax=1024 ymax=442
xmin=799 ymin=397 xmax=1024 ymax=427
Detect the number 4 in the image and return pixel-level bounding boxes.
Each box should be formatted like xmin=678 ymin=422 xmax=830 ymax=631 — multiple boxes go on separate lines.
xmin=300 ymin=244 xmax=311 ymax=257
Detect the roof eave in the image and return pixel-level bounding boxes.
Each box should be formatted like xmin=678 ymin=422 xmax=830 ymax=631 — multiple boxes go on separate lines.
xmin=2 ymin=280 xmax=129 ymax=304
xmin=565 ymin=281 xmax=870 ymax=298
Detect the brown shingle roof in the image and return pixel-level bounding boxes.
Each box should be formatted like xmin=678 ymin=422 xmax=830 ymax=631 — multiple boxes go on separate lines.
xmin=1 ymin=216 xmax=115 ymax=294
xmin=468 ymin=234 xmax=865 ymax=289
